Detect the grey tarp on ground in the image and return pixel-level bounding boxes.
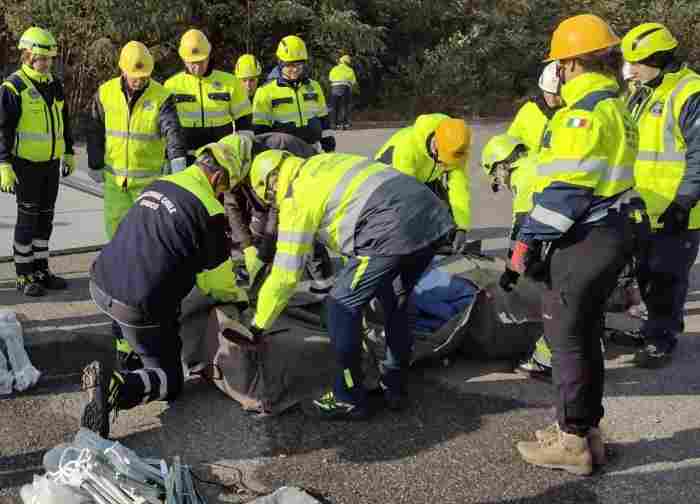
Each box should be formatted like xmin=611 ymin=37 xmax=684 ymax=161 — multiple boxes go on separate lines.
xmin=179 ymin=254 xmax=545 ymax=415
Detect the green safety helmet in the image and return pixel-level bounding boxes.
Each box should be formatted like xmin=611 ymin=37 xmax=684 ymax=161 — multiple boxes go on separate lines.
xmin=235 ymin=54 xmax=262 ymax=79
xmin=218 ymin=133 xmax=254 ymax=181
xmin=18 ymin=27 xmax=58 ymax=57
xmin=195 ymin=142 xmax=242 ymax=188
xmin=621 ymin=23 xmax=678 ymax=63
xmin=249 ymin=150 xmax=294 ymax=204
xmin=481 ymin=134 xmax=526 ymax=176
xmin=276 ymin=35 xmax=308 ymax=62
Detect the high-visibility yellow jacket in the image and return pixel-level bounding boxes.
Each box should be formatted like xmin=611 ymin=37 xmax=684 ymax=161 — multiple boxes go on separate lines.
xmin=507 ymin=100 xmax=550 ymax=153
xmin=253 ymin=153 xmax=453 ymax=328
xmin=196 ymin=258 xmax=248 ymax=304
xmin=0 ymin=65 xmax=70 ymax=162
xmin=511 ymin=153 xmax=538 ymax=216
xmin=518 ymin=72 xmax=639 ymax=243
xmin=93 ymin=77 xmax=185 ymax=189
xmin=252 ymin=77 xmax=331 ymax=144
xmin=328 ymin=63 xmax=357 ymax=92
xmin=164 ymin=70 xmax=251 ymax=152
xmin=375 ymin=113 xmax=471 ymax=230
xmin=628 ymin=65 xmax=700 ymax=229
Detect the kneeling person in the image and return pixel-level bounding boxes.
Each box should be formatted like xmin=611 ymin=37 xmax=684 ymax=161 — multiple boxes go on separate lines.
xmin=247 ymin=151 xmax=454 ymax=419
xmin=80 ymin=142 xmax=245 ymax=438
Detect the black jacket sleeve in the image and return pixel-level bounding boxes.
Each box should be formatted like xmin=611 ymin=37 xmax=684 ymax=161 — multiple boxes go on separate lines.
xmin=158 ymin=95 xmax=187 ymax=161
xmin=0 ymin=84 xmax=21 ymax=164
xmin=86 ymin=92 xmax=106 ymax=171
xmin=677 ymin=91 xmax=700 ymax=206
xmin=201 ymin=213 xmax=231 ymax=271
xmin=253 ymin=123 xmax=273 ymax=136
xmin=57 ymin=80 xmax=74 ymax=155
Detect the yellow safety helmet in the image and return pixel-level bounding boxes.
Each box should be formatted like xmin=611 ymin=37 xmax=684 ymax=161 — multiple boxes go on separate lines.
xmin=195 ymin=142 xmax=242 ymax=188
xmin=339 ymin=55 xmax=352 ymax=65
xmin=545 ymin=14 xmax=620 ymax=62
xmin=218 ymin=133 xmax=254 ymax=181
xmin=179 ymin=29 xmax=211 ymax=63
xmin=250 ymin=150 xmax=292 ymax=204
xmin=276 ymin=35 xmax=309 ymax=62
xmin=18 ymin=27 xmax=58 ymax=57
xmin=621 ymin=23 xmax=678 ymax=63
xmin=481 ymin=135 xmax=526 ymax=176
xmin=235 ymin=54 xmax=262 ymax=79
xmin=435 ymin=118 xmax=471 ymax=167
xmin=119 ymin=41 xmax=154 ymax=78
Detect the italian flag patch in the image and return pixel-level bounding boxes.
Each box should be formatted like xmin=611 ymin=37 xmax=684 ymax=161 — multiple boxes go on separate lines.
xmin=566 ymin=117 xmax=589 ymax=128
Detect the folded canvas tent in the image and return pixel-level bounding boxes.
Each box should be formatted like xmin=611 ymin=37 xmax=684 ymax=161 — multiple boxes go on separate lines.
xmin=180 ymin=252 xmax=545 ymax=415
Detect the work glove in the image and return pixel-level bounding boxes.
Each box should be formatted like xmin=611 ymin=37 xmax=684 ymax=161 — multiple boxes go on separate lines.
xmin=233 ymin=261 xmax=250 ymax=288
xmin=510 ymin=240 xmax=541 ymax=275
xmin=248 ymin=323 xmax=264 ymax=344
xmin=60 ymin=154 xmax=75 ymax=177
xmin=452 ymin=229 xmax=469 ymax=255
xmin=499 ymin=268 xmax=520 ymax=292
xmin=0 ymin=163 xmax=17 ymax=193
xmin=658 ymin=199 xmax=692 ymax=234
xmin=88 ymin=169 xmax=104 ymax=184
xmin=320 ymin=136 xmax=336 ymax=153
xmin=170 ymin=156 xmax=187 ymax=173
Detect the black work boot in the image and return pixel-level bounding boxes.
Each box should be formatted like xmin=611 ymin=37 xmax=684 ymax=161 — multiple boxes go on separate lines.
xmin=379 ymin=369 xmax=408 ymax=411
xmin=16 ymin=274 xmax=45 ymax=297
xmin=634 ymin=336 xmax=677 ymax=368
xmin=34 ymin=269 xmax=68 ymax=290
xmin=80 ymin=361 xmax=121 ymax=439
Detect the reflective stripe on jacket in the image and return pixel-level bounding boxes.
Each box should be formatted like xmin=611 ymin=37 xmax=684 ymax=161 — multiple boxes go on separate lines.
xmin=629 ymin=66 xmax=700 ymax=228
xmin=3 ymin=68 xmax=65 ymax=162
xmin=375 ymin=113 xmax=471 ymax=229
xmin=329 ymin=63 xmax=357 ymax=90
xmin=164 ymin=69 xmax=250 ymax=149
xmin=253 ymin=78 xmax=330 ymax=140
xmin=519 ymin=72 xmax=639 ymax=242
xmin=98 ymin=77 xmax=170 ymax=187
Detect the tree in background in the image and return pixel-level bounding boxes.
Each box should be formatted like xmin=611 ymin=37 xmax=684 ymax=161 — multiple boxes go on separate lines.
xmin=3 ymin=0 xmax=699 ymax=127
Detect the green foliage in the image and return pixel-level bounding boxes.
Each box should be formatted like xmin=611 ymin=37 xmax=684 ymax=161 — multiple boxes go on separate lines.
xmin=3 ymin=0 xmax=700 ymax=122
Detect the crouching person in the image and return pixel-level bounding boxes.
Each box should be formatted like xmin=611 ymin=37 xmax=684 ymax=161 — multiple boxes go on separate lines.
xmin=246 ymin=151 xmax=454 ymax=419
xmin=80 ymin=142 xmax=246 ymax=438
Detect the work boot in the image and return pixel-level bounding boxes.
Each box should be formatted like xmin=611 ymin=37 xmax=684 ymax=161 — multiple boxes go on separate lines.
xmin=16 ymin=274 xmax=45 ymax=297
xmin=515 ymin=357 xmax=552 ymax=381
xmin=312 ymin=390 xmax=369 ymax=420
xmin=379 ymin=370 xmax=408 ymax=411
xmin=80 ymin=361 xmax=121 ymax=439
xmin=517 ymin=429 xmax=593 ymax=476
xmin=535 ymin=423 xmax=607 ymax=466
xmin=34 ymin=269 xmax=68 ymax=290
xmin=634 ymin=336 xmax=677 ymax=369
xmin=115 ymin=335 xmax=143 ymax=371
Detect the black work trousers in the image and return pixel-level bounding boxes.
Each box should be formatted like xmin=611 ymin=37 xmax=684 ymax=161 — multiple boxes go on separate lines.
xmin=543 ymin=216 xmax=635 ymax=434
xmin=329 ymin=87 xmax=352 ymax=128
xmin=90 ymin=279 xmax=184 ymax=410
xmin=12 ymin=158 xmax=60 ymax=276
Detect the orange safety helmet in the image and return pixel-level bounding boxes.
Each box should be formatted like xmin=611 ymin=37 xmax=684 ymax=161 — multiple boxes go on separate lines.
xmin=545 ymin=14 xmax=620 ymax=62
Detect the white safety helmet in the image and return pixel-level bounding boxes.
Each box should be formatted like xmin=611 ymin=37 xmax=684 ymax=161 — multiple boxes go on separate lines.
xmin=538 ymin=61 xmax=560 ymax=94
xmin=621 ymin=61 xmax=633 ymax=81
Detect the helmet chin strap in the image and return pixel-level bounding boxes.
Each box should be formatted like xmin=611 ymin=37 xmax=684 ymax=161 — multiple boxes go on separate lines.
xmin=556 ymin=61 xmax=568 ymax=95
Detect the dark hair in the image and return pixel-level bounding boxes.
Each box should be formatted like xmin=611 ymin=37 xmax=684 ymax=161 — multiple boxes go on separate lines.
xmin=576 ymin=48 xmax=623 ymax=77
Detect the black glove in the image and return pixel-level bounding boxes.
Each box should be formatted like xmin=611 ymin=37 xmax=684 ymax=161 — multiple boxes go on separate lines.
xmin=249 ymin=323 xmax=264 ymax=344
xmin=658 ymin=200 xmax=691 ymax=234
xmin=452 ymin=229 xmax=468 ymax=254
xmin=499 ymin=268 xmax=520 ymax=292
xmin=320 ymin=136 xmax=336 ymax=152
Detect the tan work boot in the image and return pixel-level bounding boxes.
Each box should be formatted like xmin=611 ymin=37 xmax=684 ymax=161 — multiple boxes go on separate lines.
xmin=536 ymin=423 xmax=607 ymax=466
xmin=517 ymin=430 xmax=593 ymax=476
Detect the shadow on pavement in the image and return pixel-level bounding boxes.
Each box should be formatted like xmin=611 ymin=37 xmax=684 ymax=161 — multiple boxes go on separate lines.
xmin=0 ymin=276 xmax=92 ymax=305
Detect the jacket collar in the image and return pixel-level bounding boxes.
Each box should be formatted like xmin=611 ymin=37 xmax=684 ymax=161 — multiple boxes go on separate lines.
xmin=561 ymin=72 xmax=620 ymax=107
xmin=21 ymin=64 xmax=52 ymax=84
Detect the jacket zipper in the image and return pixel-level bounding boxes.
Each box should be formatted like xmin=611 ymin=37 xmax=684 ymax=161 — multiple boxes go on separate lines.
xmin=294 ymin=86 xmax=304 ymax=126
xmin=199 ymin=79 xmax=205 ymax=127
xmin=47 ymin=104 xmax=56 ymax=160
